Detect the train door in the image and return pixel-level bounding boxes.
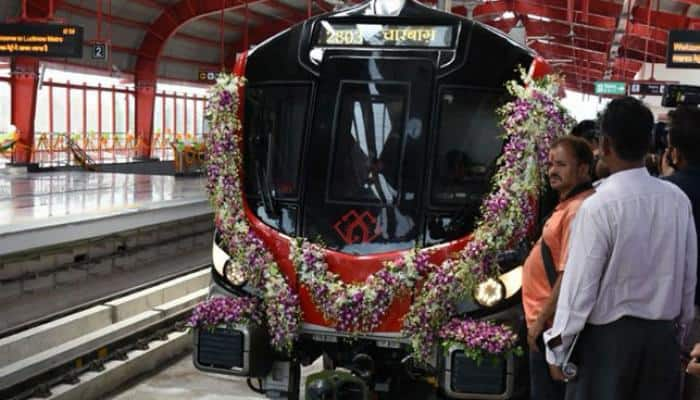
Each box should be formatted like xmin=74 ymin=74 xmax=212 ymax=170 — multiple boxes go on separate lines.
xmin=302 ymin=55 xmax=434 ymax=254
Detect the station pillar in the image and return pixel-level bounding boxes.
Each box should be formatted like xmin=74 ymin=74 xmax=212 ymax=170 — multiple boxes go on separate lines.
xmin=10 ymin=56 xmax=40 ymax=164
xmin=134 ymin=80 xmax=156 ymax=160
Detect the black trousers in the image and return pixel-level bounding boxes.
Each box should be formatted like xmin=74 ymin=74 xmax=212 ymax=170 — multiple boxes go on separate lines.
xmin=565 ymin=317 xmax=680 ymax=400
xmin=530 ymin=347 xmax=566 ymax=400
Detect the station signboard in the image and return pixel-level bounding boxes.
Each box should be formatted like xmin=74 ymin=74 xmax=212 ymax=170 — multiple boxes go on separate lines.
xmin=667 ymin=30 xmax=700 ymax=69
xmin=594 ymin=81 xmax=626 ymax=96
xmin=0 ymin=23 xmax=83 ymax=58
xmin=628 ymin=81 xmax=676 ymax=96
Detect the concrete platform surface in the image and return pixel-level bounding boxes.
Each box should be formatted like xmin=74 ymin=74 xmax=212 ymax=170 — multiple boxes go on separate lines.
xmin=0 ymin=170 xmax=210 ymax=255
xmin=108 ymin=352 xmax=267 ymax=400
xmin=108 ymin=352 xmax=326 ymax=400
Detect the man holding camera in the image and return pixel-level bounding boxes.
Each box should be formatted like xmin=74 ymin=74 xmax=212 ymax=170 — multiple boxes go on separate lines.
xmin=544 ymin=97 xmax=697 ymax=400
xmin=660 ymin=106 xmax=700 ymax=399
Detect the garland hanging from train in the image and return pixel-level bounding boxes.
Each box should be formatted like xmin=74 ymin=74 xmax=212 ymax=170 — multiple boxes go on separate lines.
xmin=189 ymin=67 xmax=574 ymax=362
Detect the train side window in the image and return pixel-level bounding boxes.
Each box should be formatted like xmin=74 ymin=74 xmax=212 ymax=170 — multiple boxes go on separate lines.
xmin=431 ymin=87 xmax=506 ymax=206
xmin=244 ymin=85 xmax=310 ymax=200
xmin=328 ymin=82 xmax=408 ymax=205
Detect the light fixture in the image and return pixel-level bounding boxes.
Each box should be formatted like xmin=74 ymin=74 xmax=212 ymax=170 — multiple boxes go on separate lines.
xmin=473 ymin=277 xmax=506 ymax=308
xmin=224 ymin=260 xmax=247 ymax=286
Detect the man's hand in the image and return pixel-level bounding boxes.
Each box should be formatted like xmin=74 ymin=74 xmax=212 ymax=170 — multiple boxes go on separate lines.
xmin=687 ymin=343 xmax=700 ymax=377
xmin=527 ymin=320 xmax=545 ymax=352
xmin=548 ymin=364 xmax=567 ymax=381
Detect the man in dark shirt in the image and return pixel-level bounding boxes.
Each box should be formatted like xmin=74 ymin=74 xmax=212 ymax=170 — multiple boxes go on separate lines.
xmin=661 ymin=106 xmax=700 ymax=400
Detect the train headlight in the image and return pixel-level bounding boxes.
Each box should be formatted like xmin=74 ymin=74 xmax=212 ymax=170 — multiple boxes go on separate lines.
xmin=212 ymin=235 xmax=247 ymax=287
xmin=473 ymin=278 xmax=505 ymax=308
xmin=224 ymin=260 xmax=247 ymax=286
xmin=473 ymin=266 xmax=522 ymax=308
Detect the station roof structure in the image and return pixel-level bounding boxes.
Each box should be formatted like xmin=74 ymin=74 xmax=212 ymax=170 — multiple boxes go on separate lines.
xmin=1 ymin=0 xmax=699 ymax=92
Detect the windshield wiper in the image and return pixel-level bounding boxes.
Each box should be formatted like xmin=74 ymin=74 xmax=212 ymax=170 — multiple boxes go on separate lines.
xmin=255 ymin=159 xmax=278 ymax=218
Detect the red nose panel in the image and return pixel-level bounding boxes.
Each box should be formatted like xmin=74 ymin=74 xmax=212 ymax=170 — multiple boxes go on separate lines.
xmin=244 ymin=202 xmax=472 ymax=332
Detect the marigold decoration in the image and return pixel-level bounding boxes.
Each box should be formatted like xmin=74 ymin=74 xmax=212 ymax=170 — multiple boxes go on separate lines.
xmin=196 ymin=68 xmax=573 ymax=361
xmin=439 ymin=318 xmax=523 ymax=365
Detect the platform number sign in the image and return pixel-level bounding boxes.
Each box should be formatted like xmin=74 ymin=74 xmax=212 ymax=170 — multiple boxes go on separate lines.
xmin=92 ymin=42 xmax=107 ymax=60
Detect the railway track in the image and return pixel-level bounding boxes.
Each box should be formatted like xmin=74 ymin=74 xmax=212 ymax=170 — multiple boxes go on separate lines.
xmin=0 ymin=265 xmax=211 ymax=400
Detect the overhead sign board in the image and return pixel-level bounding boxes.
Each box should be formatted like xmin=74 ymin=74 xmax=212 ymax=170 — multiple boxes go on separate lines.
xmin=594 ymin=81 xmax=626 ymax=96
xmin=0 ymin=23 xmax=83 ymax=58
xmin=667 ymin=30 xmax=700 ymax=69
xmin=628 ymin=81 xmax=675 ymax=96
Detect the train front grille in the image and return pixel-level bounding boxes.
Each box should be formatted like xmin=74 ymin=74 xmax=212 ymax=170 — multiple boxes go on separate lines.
xmin=449 ymin=351 xmax=507 ymax=395
xmin=196 ymin=327 xmax=245 ymax=370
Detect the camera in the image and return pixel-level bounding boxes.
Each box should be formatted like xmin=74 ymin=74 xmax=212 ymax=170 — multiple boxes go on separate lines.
xmin=661 ymin=84 xmax=700 ymax=108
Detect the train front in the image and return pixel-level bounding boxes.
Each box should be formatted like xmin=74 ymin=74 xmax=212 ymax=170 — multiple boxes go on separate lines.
xmin=194 ymin=0 xmax=546 ymax=398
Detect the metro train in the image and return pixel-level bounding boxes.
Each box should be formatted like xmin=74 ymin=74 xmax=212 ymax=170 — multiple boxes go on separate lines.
xmin=194 ymin=0 xmax=552 ymax=398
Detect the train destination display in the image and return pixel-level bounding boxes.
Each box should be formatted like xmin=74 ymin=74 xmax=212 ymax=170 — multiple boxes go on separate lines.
xmin=315 ymin=22 xmax=454 ymax=48
xmin=0 ymin=23 xmax=83 ymax=58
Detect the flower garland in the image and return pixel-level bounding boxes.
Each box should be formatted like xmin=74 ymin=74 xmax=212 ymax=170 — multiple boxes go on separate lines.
xmin=200 ymin=68 xmax=573 ymax=361
xmin=187 ymin=296 xmax=262 ymax=330
xmin=204 ymin=74 xmax=301 ymax=354
xmin=403 ymin=69 xmax=574 ymax=362
xmin=438 ymin=318 xmax=523 ymax=365
xmin=292 ymin=240 xmax=432 ymax=333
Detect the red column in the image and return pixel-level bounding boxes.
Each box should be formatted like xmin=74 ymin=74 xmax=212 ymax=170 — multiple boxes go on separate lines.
xmin=134 ymin=81 xmax=156 ymax=159
xmin=10 ymin=56 xmax=39 ymax=164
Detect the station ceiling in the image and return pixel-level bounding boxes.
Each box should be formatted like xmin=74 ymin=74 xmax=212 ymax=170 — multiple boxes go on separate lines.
xmin=2 ymin=0 xmax=699 ymax=92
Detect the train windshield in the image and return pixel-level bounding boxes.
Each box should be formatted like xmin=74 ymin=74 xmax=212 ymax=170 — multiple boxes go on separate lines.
xmin=243 ymin=85 xmax=310 ymax=200
xmin=431 ymin=87 xmax=506 ymax=206
xmin=328 ymin=82 xmax=408 ymax=205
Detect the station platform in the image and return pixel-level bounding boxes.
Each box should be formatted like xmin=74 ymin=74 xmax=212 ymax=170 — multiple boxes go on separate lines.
xmin=0 ymin=169 xmax=211 ymax=256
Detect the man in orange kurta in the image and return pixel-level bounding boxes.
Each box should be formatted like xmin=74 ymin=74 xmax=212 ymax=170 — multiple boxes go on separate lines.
xmin=522 ymin=136 xmax=595 ymax=400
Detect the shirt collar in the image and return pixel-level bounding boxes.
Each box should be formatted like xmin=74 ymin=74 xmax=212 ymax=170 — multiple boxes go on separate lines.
xmin=555 ymin=181 xmax=594 ymax=210
xmin=599 ymin=167 xmax=649 ymax=189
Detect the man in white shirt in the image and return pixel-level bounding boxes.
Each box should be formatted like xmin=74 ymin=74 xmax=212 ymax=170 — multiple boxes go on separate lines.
xmin=543 ymin=97 xmax=698 ymax=400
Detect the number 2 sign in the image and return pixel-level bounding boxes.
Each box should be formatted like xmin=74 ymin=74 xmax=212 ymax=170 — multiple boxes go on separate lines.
xmin=92 ymin=43 xmax=107 ymax=60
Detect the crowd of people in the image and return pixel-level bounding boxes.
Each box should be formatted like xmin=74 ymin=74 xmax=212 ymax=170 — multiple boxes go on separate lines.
xmin=521 ymin=97 xmax=700 ymax=400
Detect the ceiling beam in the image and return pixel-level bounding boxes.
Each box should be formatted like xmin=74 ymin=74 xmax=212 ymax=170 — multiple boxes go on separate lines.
xmin=632 ymin=4 xmax=697 ymax=30
xmin=530 ymin=36 xmax=610 ymax=54
xmin=202 ymin=16 xmax=245 ymax=31
xmin=531 ymin=40 xmax=608 ymax=63
xmin=523 ymin=19 xmax=614 ymax=42
xmin=135 ymin=0 xmax=320 ymax=85
xmin=627 ymin=21 xmax=668 ymax=44
xmin=37 ymin=1 xmax=228 ymax=50
xmin=265 ymin=1 xmax=308 ymax=20
xmin=513 ymin=0 xmax=617 ymax=30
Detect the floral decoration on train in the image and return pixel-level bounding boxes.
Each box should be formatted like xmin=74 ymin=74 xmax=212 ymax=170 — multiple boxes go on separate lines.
xmin=187 ymin=296 xmax=262 ymax=330
xmin=196 ymin=68 xmax=572 ymax=362
xmin=439 ymin=318 xmax=523 ymax=365
xmin=402 ymin=68 xmax=574 ymax=361
xmin=202 ymin=74 xmax=301 ymax=353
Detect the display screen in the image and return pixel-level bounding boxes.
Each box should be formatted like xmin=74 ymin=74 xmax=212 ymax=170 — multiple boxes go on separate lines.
xmin=0 ymin=23 xmax=83 ymax=58
xmin=667 ymin=30 xmax=700 ymax=69
xmin=314 ymin=21 xmax=455 ymax=48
